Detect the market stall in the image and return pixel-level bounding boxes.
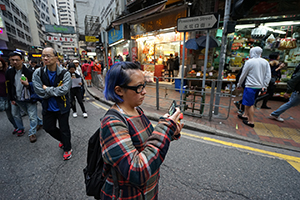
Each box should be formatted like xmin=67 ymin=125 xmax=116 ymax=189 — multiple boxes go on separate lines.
xmin=135 ymin=31 xmax=183 ymax=80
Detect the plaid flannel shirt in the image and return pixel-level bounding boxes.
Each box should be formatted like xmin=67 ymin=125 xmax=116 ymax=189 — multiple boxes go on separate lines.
xmin=100 ymin=108 xmax=178 ymax=200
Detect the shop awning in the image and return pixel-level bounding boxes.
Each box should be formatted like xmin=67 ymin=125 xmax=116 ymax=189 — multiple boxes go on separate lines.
xmin=111 ymin=0 xmax=167 ymax=27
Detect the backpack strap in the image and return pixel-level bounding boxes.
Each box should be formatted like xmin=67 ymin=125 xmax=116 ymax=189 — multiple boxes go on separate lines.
xmin=103 ymin=109 xmax=129 ymax=128
xmin=100 ymin=109 xmax=128 ymax=199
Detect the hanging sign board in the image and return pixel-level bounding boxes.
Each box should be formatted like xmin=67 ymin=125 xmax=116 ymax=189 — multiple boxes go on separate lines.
xmin=177 ymin=13 xmax=218 ymax=32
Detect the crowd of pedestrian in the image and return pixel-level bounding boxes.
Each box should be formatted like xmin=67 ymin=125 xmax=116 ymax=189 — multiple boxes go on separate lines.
xmin=0 ymin=47 xmax=92 ymax=160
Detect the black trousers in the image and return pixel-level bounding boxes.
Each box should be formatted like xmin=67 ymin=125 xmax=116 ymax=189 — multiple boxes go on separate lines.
xmin=43 ymin=110 xmax=71 ymax=151
xmin=168 ymin=70 xmax=174 ymax=82
xmin=70 ymin=87 xmax=86 ymax=113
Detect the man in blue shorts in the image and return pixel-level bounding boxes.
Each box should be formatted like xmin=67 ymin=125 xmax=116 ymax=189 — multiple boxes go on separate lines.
xmin=237 ymin=47 xmax=271 ymax=127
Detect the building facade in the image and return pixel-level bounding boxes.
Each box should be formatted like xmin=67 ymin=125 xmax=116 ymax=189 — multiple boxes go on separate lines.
xmin=0 ymin=0 xmax=33 ymax=56
xmin=57 ymin=0 xmax=78 ymax=59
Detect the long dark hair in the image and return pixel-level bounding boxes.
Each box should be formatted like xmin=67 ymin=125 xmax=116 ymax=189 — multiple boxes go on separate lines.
xmin=0 ymin=57 xmax=7 ymax=72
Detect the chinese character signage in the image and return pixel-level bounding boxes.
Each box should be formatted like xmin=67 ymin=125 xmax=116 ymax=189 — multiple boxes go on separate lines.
xmin=85 ymin=36 xmax=98 ymax=42
xmin=47 ymin=36 xmax=74 ymax=42
xmin=177 ymin=14 xmax=218 ymax=32
xmin=108 ymin=24 xmax=124 ymax=45
xmin=44 ymin=24 xmax=75 ymax=34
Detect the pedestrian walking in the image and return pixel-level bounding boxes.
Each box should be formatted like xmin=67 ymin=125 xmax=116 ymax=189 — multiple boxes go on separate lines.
xmin=5 ymin=51 xmax=43 ymax=142
xmin=33 ymin=47 xmax=73 ymax=160
xmin=0 ymin=57 xmax=18 ymax=133
xmin=166 ymin=53 xmax=175 ymax=82
xmin=269 ymin=63 xmax=300 ymax=122
xmin=100 ymin=61 xmax=183 ymax=199
xmin=68 ymin=63 xmax=87 ymax=118
xmin=73 ymin=60 xmax=85 ymax=100
xmin=174 ymin=52 xmax=180 ymax=77
xmin=237 ymin=47 xmax=271 ymax=127
xmin=85 ymin=58 xmax=93 ymax=87
xmin=255 ymin=52 xmax=285 ymax=109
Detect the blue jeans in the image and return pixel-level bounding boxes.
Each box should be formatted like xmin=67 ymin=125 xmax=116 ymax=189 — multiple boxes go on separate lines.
xmin=271 ymin=92 xmax=300 ymax=116
xmin=11 ymin=101 xmax=43 ymax=136
xmin=0 ymin=97 xmax=17 ymax=129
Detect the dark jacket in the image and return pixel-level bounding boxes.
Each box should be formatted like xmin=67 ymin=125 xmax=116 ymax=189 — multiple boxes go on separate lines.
xmin=287 ymin=64 xmax=300 ymax=93
xmin=167 ymin=58 xmax=175 ymax=70
xmin=174 ymin=56 xmax=180 ymax=70
xmin=5 ymin=64 xmax=33 ymax=101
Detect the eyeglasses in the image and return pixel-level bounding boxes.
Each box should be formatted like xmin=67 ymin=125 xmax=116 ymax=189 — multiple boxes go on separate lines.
xmin=122 ymin=83 xmax=146 ymax=94
xmin=11 ymin=59 xmax=21 ymax=62
xmin=41 ymin=54 xmax=56 ymax=58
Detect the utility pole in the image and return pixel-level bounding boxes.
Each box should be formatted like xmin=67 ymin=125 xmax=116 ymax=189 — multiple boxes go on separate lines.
xmin=214 ymin=0 xmax=231 ymax=115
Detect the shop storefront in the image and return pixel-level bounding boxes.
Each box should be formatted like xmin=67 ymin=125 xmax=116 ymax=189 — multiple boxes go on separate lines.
xmin=108 ymin=24 xmax=130 ymax=63
xmin=135 ymin=30 xmax=183 ymax=76
xmin=130 ymin=8 xmax=186 ymax=80
xmin=210 ymin=18 xmax=300 ymax=97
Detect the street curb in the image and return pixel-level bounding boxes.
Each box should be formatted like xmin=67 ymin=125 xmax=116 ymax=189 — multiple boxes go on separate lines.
xmin=86 ymin=86 xmax=300 ymax=153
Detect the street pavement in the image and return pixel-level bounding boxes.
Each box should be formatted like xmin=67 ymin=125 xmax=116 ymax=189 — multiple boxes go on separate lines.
xmin=87 ymin=78 xmax=300 ymax=152
xmin=1 ymin=94 xmax=299 ymax=199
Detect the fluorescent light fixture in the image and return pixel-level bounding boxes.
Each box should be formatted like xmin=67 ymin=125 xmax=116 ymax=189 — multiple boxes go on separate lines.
xmin=273 ymin=30 xmax=286 ymax=34
xmin=259 ymin=26 xmax=286 ymax=34
xmin=109 ymin=39 xmax=125 ymax=47
xmin=264 ymin=21 xmax=300 ymax=27
xmin=259 ymin=25 xmax=274 ymax=32
xmin=235 ymin=24 xmax=256 ymax=29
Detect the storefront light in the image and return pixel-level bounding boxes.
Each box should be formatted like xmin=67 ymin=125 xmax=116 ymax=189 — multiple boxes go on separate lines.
xmin=109 ymin=39 xmax=125 ymax=47
xmin=235 ymin=24 xmax=256 ymax=29
xmin=264 ymin=21 xmax=300 ymax=27
xmin=273 ymin=30 xmax=286 ymax=34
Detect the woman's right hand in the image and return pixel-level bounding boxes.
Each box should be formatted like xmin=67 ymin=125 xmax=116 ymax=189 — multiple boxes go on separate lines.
xmin=168 ymin=108 xmax=184 ymax=136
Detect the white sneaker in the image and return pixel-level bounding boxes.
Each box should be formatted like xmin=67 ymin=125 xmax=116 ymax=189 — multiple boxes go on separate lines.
xmin=73 ymin=112 xmax=77 ymax=118
xmin=83 ymin=113 xmax=88 ymax=118
xmin=269 ymin=114 xmax=284 ymax=122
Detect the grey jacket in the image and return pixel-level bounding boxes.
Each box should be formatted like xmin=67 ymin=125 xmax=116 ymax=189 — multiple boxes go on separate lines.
xmin=238 ymin=47 xmax=271 ymax=89
xmin=32 ymin=65 xmax=71 ymax=99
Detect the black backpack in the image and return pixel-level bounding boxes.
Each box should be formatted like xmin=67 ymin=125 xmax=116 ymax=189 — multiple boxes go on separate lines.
xmin=83 ymin=109 xmax=128 ymax=199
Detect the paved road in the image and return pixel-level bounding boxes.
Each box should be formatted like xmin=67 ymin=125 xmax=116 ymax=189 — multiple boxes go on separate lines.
xmin=0 ymin=95 xmax=300 ymax=199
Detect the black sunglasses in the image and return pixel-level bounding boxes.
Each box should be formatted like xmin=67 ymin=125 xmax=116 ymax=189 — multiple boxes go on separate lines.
xmin=122 ymin=83 xmax=146 ymax=94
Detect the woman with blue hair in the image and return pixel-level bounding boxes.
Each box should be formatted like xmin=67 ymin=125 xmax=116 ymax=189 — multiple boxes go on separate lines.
xmin=100 ymin=61 xmax=183 ymax=199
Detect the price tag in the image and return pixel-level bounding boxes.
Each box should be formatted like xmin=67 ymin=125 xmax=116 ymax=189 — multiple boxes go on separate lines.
xmin=196 ymin=72 xmax=201 ymax=77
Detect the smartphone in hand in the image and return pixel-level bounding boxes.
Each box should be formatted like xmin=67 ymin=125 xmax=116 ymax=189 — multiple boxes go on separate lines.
xmin=168 ymin=100 xmax=177 ymax=116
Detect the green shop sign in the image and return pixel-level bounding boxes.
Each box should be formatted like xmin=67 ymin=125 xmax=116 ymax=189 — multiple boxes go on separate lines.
xmin=44 ymin=24 xmax=75 ymax=34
